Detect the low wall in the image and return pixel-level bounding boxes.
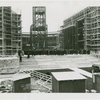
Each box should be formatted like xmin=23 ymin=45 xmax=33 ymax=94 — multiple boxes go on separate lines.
xmin=0 ymin=56 xmax=19 ymax=74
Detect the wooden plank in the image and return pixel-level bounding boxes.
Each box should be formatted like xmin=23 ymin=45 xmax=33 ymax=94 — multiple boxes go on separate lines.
xmin=70 ymin=68 xmax=92 ymax=78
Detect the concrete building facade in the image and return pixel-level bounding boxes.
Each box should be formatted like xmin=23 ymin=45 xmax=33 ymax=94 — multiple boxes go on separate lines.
xmin=47 ymin=32 xmax=59 ymax=50
xmin=30 ymin=6 xmax=48 ymax=50
xmin=58 ymin=27 xmax=64 ymax=50
xmin=22 ymin=33 xmax=30 ymax=51
xmin=0 ymin=6 xmax=22 ymax=55
xmin=61 ymin=7 xmax=100 ymax=54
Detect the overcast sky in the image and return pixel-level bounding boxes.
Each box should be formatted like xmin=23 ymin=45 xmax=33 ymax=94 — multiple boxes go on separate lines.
xmin=0 ymin=0 xmax=100 ymax=33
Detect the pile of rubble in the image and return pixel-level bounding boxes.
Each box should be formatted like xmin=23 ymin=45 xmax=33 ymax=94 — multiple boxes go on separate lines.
xmin=0 ymin=80 xmax=13 ymax=93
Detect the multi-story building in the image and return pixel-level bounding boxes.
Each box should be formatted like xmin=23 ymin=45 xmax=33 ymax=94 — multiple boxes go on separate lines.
xmin=0 ymin=6 xmax=22 ymax=55
xmin=11 ymin=11 xmax=22 ymax=55
xmin=58 ymin=26 xmax=64 ymax=50
xmin=30 ymin=6 xmax=48 ymax=50
xmin=47 ymin=32 xmax=59 ymax=50
xmin=61 ymin=7 xmax=100 ymax=54
xmin=22 ymin=32 xmax=30 ymax=51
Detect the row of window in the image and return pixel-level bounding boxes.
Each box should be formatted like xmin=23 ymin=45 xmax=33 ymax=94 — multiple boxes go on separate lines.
xmin=91 ymin=41 xmax=100 ymax=44
xmin=85 ymin=16 xmax=100 ymax=24
xmin=86 ymin=28 xmax=100 ymax=33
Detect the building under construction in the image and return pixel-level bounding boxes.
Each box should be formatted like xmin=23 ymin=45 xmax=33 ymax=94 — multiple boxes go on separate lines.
xmin=47 ymin=32 xmax=59 ymax=50
xmin=30 ymin=6 xmax=47 ymax=50
xmin=61 ymin=7 xmax=100 ymax=54
xmin=0 ymin=6 xmax=22 ymax=55
xmin=22 ymin=32 xmax=30 ymax=51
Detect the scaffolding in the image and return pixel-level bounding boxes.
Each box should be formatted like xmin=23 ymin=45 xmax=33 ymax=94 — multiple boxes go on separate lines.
xmin=30 ymin=6 xmax=47 ymax=50
xmin=0 ymin=7 xmax=11 ymax=55
xmin=11 ymin=12 xmax=22 ymax=55
xmin=61 ymin=7 xmax=100 ymax=54
xmin=0 ymin=6 xmax=22 ymax=55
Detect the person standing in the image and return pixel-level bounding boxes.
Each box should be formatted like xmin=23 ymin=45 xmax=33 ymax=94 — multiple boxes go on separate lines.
xmin=18 ymin=50 xmax=22 ymax=62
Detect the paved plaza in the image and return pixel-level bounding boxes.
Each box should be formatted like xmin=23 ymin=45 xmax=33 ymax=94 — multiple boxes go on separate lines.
xmin=19 ymin=54 xmax=100 ymax=72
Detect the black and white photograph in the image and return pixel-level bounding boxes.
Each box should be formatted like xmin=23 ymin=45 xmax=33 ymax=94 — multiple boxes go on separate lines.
xmin=0 ymin=0 xmax=100 ymax=98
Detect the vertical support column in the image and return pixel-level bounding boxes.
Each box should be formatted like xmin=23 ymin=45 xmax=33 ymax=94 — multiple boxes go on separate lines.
xmin=11 ymin=11 xmax=13 ymax=54
xmin=2 ymin=7 xmax=4 ymax=55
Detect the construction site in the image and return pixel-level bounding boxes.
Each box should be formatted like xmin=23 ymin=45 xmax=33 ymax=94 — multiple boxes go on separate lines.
xmin=0 ymin=54 xmax=100 ymax=93
xmin=1 ymin=5 xmax=100 ymax=93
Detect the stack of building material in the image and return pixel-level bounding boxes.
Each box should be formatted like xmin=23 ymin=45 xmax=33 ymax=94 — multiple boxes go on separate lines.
xmin=0 ymin=56 xmax=19 ymax=74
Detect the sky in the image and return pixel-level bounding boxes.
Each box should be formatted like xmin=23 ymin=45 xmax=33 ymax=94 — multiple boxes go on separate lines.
xmin=0 ymin=0 xmax=100 ymax=33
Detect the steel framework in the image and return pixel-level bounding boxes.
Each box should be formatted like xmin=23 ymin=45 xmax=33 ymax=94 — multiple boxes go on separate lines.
xmin=30 ymin=6 xmax=47 ymax=50
xmin=61 ymin=7 xmax=100 ymax=54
